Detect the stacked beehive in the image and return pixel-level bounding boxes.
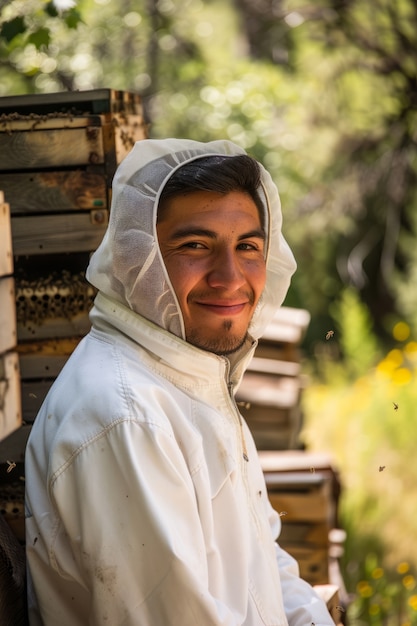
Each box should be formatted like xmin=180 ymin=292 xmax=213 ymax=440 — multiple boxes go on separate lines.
xmin=0 ymin=89 xmax=147 ymax=468
xmin=237 ymin=306 xmax=311 ymax=450
xmin=259 ymin=450 xmax=342 ymax=586
xmin=238 ymin=311 xmax=346 ymax=593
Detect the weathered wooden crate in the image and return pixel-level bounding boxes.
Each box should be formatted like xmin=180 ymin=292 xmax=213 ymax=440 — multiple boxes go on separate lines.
xmin=238 ymin=307 xmax=310 ymax=450
xmin=0 ymin=89 xmax=146 ymax=175
xmin=236 ymin=368 xmax=302 ymax=450
xmin=259 ymin=450 xmax=341 ymax=586
xmin=0 ymin=89 xmax=147 ymax=258
xmin=255 ymin=307 xmax=311 ymax=362
xmin=0 ymin=90 xmax=147 ymax=439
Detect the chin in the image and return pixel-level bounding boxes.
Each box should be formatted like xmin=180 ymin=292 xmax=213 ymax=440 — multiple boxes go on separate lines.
xmin=188 ymin=331 xmax=248 ymax=356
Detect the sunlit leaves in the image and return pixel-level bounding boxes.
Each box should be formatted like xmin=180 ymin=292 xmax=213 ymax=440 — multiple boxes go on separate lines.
xmin=27 ymin=25 xmax=51 ymax=48
xmin=0 ymin=15 xmax=25 ymax=43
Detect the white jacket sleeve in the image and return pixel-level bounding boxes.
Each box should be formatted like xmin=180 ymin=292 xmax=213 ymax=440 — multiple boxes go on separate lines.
xmin=268 ymin=504 xmax=335 ymax=626
xmin=51 ymin=418 xmax=247 ymax=626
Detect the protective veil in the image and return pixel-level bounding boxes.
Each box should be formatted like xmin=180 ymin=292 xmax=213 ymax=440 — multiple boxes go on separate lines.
xmin=86 ymin=138 xmax=297 ymax=340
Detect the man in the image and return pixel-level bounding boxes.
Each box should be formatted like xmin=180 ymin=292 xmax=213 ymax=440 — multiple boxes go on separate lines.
xmin=25 ymin=138 xmax=335 ymax=625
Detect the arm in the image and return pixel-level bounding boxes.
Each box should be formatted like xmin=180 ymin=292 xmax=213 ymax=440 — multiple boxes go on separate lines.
xmin=51 ymin=419 xmax=244 ymax=626
xmin=268 ymin=505 xmax=336 ymax=626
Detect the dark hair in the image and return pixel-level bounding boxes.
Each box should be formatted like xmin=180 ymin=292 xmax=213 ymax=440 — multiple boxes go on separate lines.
xmin=158 ymin=154 xmax=265 ymax=221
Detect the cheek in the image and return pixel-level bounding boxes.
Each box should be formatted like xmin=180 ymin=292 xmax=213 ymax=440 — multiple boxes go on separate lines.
xmin=165 ymin=258 xmax=202 ymax=300
xmin=245 ymin=260 xmax=267 ymax=292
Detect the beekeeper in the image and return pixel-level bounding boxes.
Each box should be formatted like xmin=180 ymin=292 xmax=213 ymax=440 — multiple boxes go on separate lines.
xmin=25 ymin=138 xmax=335 ymax=626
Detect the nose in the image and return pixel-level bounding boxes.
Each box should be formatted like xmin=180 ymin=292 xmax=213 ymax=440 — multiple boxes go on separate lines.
xmin=207 ymin=248 xmax=246 ymax=290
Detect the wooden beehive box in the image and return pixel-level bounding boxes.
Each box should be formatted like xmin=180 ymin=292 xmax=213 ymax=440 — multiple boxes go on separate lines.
xmin=0 ymin=89 xmax=147 ymax=460
xmin=259 ymin=450 xmax=341 ymax=586
xmin=237 ymin=307 xmax=310 ymax=450
xmin=0 ymin=192 xmax=22 ymax=443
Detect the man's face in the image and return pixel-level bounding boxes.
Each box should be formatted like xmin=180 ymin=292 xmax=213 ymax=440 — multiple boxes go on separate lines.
xmin=157 ymin=190 xmax=267 ymax=355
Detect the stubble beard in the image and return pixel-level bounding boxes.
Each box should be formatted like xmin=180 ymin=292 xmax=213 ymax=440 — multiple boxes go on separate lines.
xmin=186 ymin=319 xmax=248 ymax=356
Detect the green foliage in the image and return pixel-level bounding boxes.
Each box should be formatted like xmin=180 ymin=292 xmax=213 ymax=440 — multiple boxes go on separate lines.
xmin=302 ymin=338 xmax=417 ymax=622
xmin=27 ymin=26 xmax=51 ymax=48
xmin=347 ymin=554 xmax=417 ymax=626
xmin=330 ymin=287 xmax=381 ymax=379
xmin=0 ymin=0 xmax=83 ymax=89
xmin=0 ymin=16 xmax=26 ymax=43
xmin=1 ymin=0 xmax=417 ymax=349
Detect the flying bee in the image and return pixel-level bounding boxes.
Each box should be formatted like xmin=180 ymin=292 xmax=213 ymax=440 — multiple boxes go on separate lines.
xmin=6 ymin=460 xmax=16 ymax=473
xmin=279 ymin=511 xmax=287 ymax=517
xmin=379 ymin=466 xmax=386 ymax=472
xmin=393 ymin=402 xmax=399 ymax=411
xmin=325 ymin=330 xmax=334 ymax=340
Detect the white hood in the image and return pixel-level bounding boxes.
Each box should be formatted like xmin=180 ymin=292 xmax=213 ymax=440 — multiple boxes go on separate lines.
xmin=86 ymin=138 xmax=296 ymax=341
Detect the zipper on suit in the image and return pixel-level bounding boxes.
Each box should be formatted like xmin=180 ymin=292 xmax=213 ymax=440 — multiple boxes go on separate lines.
xmin=227 ymin=380 xmax=249 ymax=463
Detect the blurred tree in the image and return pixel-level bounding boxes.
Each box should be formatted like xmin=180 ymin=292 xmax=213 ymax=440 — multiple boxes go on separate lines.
xmin=231 ymin=0 xmax=294 ymax=66
xmin=1 ymin=0 xmax=417 ymax=353
xmin=283 ymin=0 xmax=417 ymax=341
xmin=0 ymin=0 xmax=83 ymax=92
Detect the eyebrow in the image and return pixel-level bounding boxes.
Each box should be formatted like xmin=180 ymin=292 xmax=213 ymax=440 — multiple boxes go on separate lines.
xmin=168 ymin=227 xmax=266 ymax=242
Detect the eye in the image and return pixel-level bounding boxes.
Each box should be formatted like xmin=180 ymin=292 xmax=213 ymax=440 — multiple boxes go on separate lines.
xmin=237 ymin=242 xmax=262 ymax=251
xmin=182 ymin=241 xmax=206 ymax=249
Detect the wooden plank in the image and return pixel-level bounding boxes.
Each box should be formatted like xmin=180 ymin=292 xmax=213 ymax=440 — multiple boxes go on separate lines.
xmin=0 ymin=114 xmax=103 ymax=132
xmin=0 ymin=201 xmax=13 ymax=277
xmin=241 ymin=403 xmax=297 ymax=427
xmin=279 ymin=521 xmax=329 ymax=547
xmin=242 ymin=402 xmax=303 ymax=450
xmin=0 ymin=351 xmax=22 ymax=442
xmin=17 ymin=312 xmax=91 ymax=342
xmin=237 ymin=373 xmax=300 ymax=409
xmin=17 ymin=337 xmax=81 ymax=357
xmin=245 ymin=426 xmax=297 ymax=451
xmin=314 ymin=583 xmax=340 ymax=607
xmin=260 ymin=451 xmax=341 ymax=528
xmin=112 ymin=113 xmax=148 ymax=164
xmin=11 ymin=211 xmax=108 ymax=256
xmin=0 ymin=126 xmax=105 ymax=170
xmin=314 ymin=585 xmax=344 ymax=625
xmin=254 ymin=343 xmax=298 ymax=362
xmin=268 ymin=487 xmax=331 ymax=523
xmin=19 ymin=353 xmax=70 ymax=380
xmin=0 ymin=277 xmax=16 ymax=354
xmin=287 ymin=546 xmax=329 ymax=584
xmin=0 ymin=170 xmax=108 ymax=214
xmin=0 ymin=88 xmax=143 ymax=116
xmin=265 ymin=471 xmax=328 ymax=488
xmin=0 ymin=112 xmax=146 ymax=147
xmin=259 ymin=450 xmax=336 ymax=474
xmin=261 ymin=307 xmax=311 ymax=344
xmin=97 ymin=115 xmax=146 ymax=180
xmin=246 ymin=356 xmax=301 ymax=377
